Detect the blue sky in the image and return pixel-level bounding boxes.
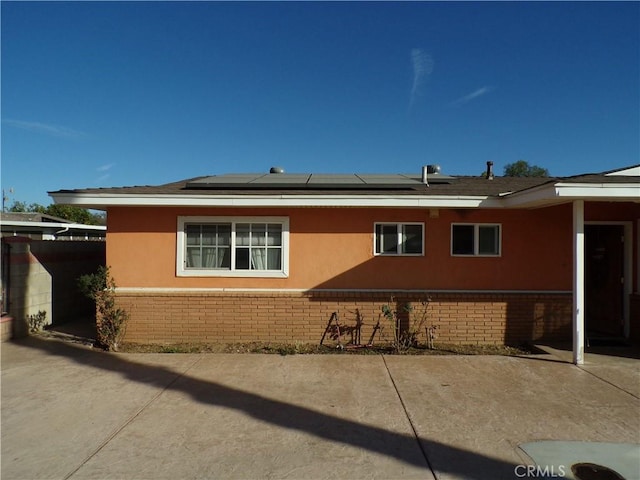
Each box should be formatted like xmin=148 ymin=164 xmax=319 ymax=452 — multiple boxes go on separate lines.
xmin=2 ymin=1 xmax=639 ymax=206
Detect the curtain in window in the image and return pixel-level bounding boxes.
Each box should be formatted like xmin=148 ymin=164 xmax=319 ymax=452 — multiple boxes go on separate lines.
xmin=186 ymin=248 xmax=200 ymax=268
xmin=251 ymin=249 xmax=266 ymax=269
xmin=267 ymin=249 xmax=281 ymax=269
xmin=186 ymin=224 xmax=231 ymax=269
xmin=186 ymin=222 xmax=282 ymax=271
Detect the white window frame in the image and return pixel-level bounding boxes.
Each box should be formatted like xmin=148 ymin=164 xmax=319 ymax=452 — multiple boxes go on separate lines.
xmin=373 ymin=222 xmax=425 ymax=256
xmin=177 ymin=216 xmax=289 ymax=277
xmin=451 ymin=223 xmax=501 ymax=257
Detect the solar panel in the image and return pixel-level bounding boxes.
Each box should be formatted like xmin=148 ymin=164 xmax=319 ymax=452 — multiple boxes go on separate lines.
xmin=187 ymin=174 xmax=264 ymax=186
xmin=186 ymin=171 xmax=454 ymax=189
xmin=358 ymin=174 xmax=421 ymax=185
xmin=308 ymin=174 xmax=366 ymax=184
xmin=250 ymin=174 xmax=311 ymax=184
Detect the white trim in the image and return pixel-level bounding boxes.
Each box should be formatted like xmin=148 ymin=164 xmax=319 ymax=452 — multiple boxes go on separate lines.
xmin=50 ymin=192 xmax=502 ymax=209
xmin=605 ymin=166 xmax=640 ymax=176
xmin=176 ymin=216 xmax=289 ymax=278
xmin=0 ymin=220 xmax=106 ymax=231
xmin=504 ymin=182 xmax=640 ymax=208
xmin=554 ymin=183 xmax=640 ymax=199
xmin=115 ymin=287 xmax=572 ymax=294
xmin=573 ymin=200 xmax=585 ymax=365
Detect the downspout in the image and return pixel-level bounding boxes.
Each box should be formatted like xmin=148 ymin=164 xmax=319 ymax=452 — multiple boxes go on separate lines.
xmin=573 ymin=200 xmax=585 ymax=365
xmin=54 ymin=226 xmax=70 ymax=240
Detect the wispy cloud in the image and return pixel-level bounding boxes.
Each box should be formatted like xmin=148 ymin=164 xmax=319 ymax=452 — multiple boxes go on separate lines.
xmin=450 ymin=86 xmax=493 ymax=107
xmin=409 ymin=48 xmax=434 ymax=110
xmin=2 ymin=118 xmax=86 ymax=138
xmin=97 ymin=163 xmax=115 ymax=172
xmin=96 ymin=163 xmax=115 ymax=182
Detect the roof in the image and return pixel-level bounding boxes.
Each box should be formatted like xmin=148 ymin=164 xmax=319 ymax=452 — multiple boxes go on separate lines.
xmin=50 ymin=175 xmax=556 ymax=197
xmin=0 ymin=212 xmax=72 ymax=223
xmin=48 ymin=165 xmax=639 ymax=210
xmin=0 ymin=212 xmax=106 ymax=239
xmin=185 ymin=172 xmax=460 ymax=189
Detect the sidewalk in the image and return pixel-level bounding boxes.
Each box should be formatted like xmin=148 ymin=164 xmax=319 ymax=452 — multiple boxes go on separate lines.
xmin=2 ymin=335 xmax=638 ymax=480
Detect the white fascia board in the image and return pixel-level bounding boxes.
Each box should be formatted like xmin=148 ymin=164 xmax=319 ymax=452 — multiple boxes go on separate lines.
xmin=0 ymin=220 xmax=106 ymax=231
xmin=500 ymin=183 xmax=560 ymax=208
xmin=50 ymin=192 xmax=502 ymax=209
xmin=553 ymin=183 xmax=640 ymax=199
xmin=605 ymin=166 xmax=640 ymax=176
xmin=503 ymin=182 xmax=640 ymax=207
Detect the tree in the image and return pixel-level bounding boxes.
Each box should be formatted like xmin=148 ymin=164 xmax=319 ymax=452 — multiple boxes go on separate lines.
xmin=8 ymin=201 xmax=45 ymax=213
xmin=503 ymin=160 xmax=549 ymax=177
xmin=46 ymin=204 xmax=100 ymax=224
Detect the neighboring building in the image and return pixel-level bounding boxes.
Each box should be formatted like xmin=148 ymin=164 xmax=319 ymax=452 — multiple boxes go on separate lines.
xmin=0 ymin=213 xmax=106 ymax=340
xmin=0 ymin=212 xmax=106 ymax=241
xmin=49 ymin=164 xmax=640 ymax=362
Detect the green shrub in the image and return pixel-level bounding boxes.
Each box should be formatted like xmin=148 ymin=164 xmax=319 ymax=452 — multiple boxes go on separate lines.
xmin=27 ymin=310 xmax=47 ymax=333
xmin=78 ymin=266 xmax=128 ymax=351
xmin=381 ymin=297 xmax=432 ymax=353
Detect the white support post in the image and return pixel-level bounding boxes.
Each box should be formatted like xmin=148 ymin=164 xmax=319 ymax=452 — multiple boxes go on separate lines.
xmin=573 ymin=200 xmax=585 ymax=365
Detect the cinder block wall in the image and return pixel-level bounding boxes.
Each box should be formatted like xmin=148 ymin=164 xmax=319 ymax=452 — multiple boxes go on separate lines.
xmin=7 ymin=241 xmax=52 ymax=338
xmin=117 ymin=291 xmax=572 ymax=346
xmin=4 ymin=238 xmax=105 ymax=338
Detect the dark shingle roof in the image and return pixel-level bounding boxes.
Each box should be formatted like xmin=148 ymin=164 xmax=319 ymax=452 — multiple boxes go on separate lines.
xmin=0 ymin=212 xmax=72 ymax=223
xmin=50 ymin=175 xmax=557 ymax=197
xmin=49 ymin=165 xmax=639 ymax=204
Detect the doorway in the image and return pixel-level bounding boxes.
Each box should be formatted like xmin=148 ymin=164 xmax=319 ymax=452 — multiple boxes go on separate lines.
xmin=585 ymin=225 xmax=625 ymax=338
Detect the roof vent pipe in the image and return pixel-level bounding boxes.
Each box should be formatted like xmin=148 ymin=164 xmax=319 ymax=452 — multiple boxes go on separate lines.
xmin=486 ymin=161 xmax=494 ymax=180
xmin=421 ymin=165 xmax=429 ymax=186
xmin=269 ymin=166 xmax=285 ymax=174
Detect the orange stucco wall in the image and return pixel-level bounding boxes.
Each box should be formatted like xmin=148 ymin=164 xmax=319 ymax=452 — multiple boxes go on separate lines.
xmin=106 ymin=204 xmax=577 ymax=291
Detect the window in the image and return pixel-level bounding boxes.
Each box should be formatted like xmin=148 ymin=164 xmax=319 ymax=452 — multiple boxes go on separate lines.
xmin=186 ymin=224 xmax=231 ymax=269
xmin=177 ymin=217 xmax=289 ymax=277
xmin=451 ymin=224 xmax=500 ymax=256
xmin=374 ymin=223 xmax=424 ymax=255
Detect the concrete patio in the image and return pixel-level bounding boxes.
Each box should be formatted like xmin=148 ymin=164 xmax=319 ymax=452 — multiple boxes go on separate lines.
xmin=2 ymin=334 xmax=638 ymax=480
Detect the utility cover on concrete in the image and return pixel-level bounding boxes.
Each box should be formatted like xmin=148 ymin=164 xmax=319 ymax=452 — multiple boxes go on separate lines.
xmin=519 ymin=441 xmax=639 ymax=480
xmin=571 ymin=463 xmax=625 ymax=480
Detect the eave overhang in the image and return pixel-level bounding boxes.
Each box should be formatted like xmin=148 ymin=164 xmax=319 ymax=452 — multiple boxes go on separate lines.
xmin=48 ymin=192 xmax=503 ymax=210
xmin=0 ymin=220 xmax=106 ymax=230
xmin=502 ymin=182 xmax=640 ymax=208
xmin=48 ymin=179 xmax=639 ymax=211
xmin=0 ymin=220 xmax=106 ymax=237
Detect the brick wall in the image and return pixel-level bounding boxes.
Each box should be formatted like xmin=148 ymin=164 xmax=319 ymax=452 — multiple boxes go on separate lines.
xmin=117 ymin=290 xmax=572 ymax=346
xmin=1 ymin=316 xmax=13 ymax=342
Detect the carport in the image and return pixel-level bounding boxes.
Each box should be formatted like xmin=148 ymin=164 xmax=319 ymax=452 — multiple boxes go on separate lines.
xmin=504 ymin=165 xmax=640 ymax=364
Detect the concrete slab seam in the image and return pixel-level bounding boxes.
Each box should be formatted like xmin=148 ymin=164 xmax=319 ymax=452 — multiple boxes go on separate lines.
xmin=577 ymin=365 xmax=640 ymax=400
xmin=380 ymin=355 xmax=437 ymax=479
xmin=62 ymin=354 xmax=206 ymax=480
